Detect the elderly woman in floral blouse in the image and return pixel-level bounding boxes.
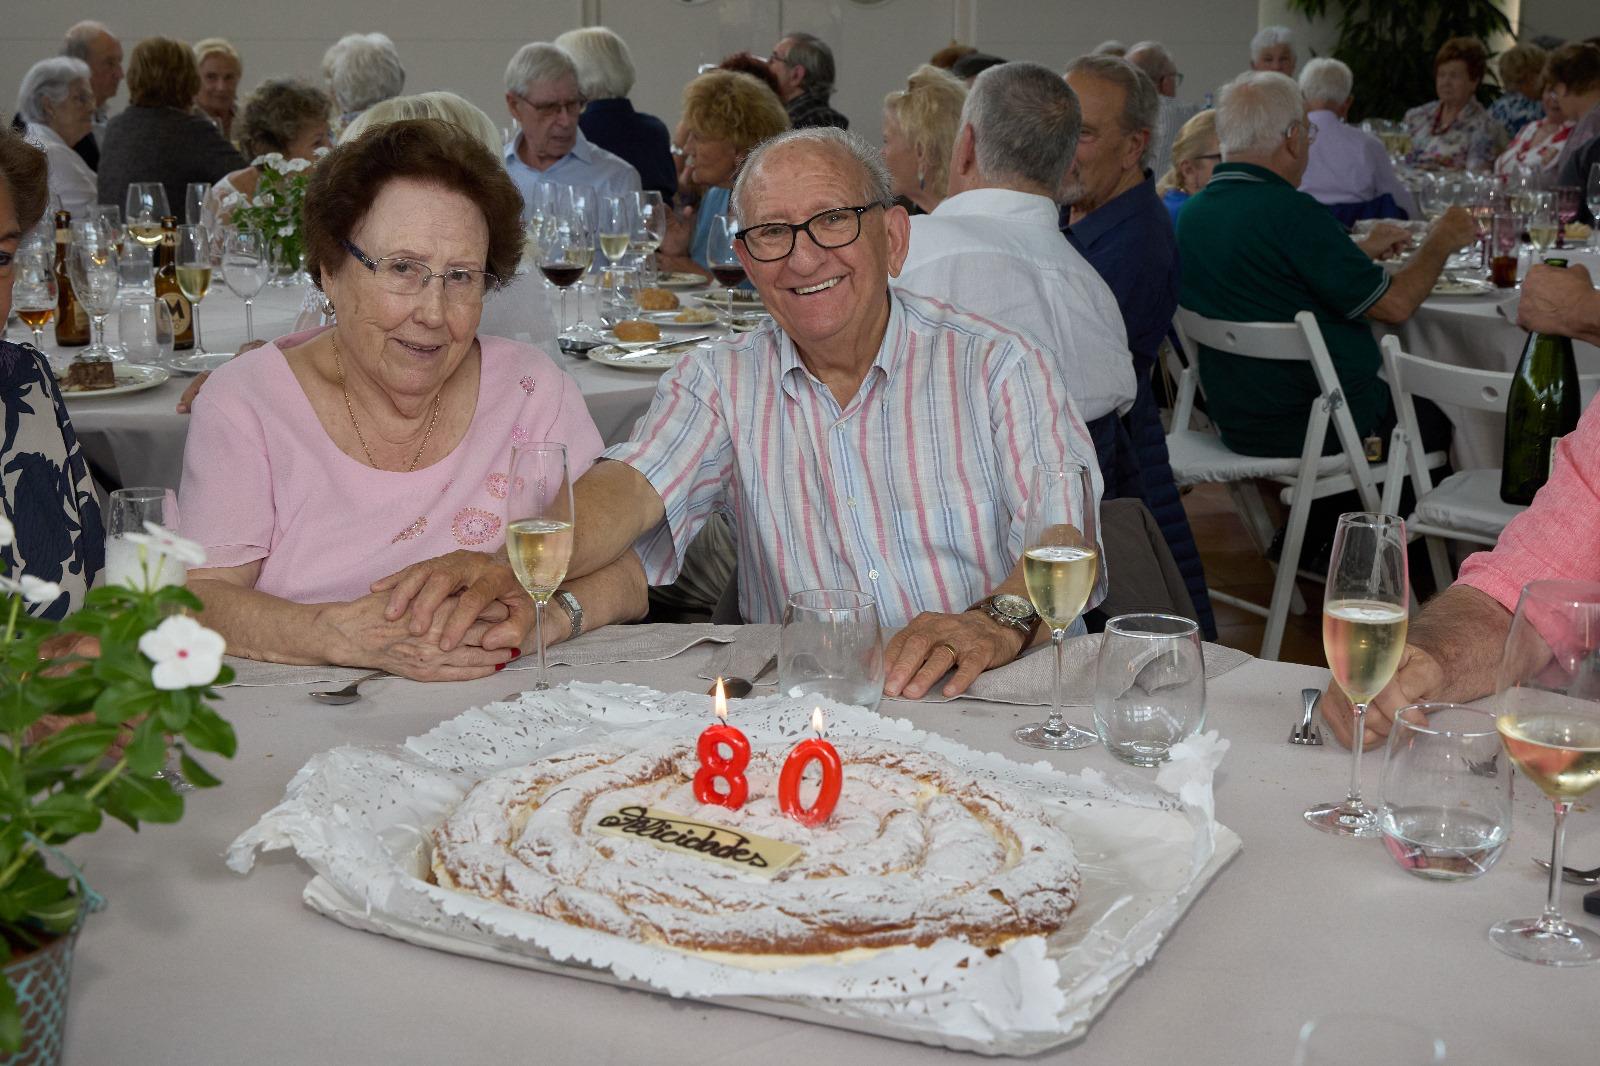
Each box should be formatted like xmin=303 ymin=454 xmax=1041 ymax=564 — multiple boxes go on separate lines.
xmin=1403 ymin=37 xmax=1506 ymax=172
xmin=1495 ymin=73 xmax=1574 ymax=176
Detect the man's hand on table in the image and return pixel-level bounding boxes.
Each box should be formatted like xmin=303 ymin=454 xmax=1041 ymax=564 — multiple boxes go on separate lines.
xmin=1321 ymin=643 xmax=1445 ymax=750
xmin=883 ymin=610 xmax=1029 ymax=700
xmin=371 ymin=550 xmax=533 ymax=654
xmin=1357 ymin=222 xmax=1411 ymax=261
xmin=1517 ymin=262 xmax=1597 ymax=338
xmin=322 ymin=591 xmax=515 ymax=682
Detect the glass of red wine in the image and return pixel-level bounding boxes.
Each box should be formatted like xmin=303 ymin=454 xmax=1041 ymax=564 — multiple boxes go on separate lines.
xmin=537 ymin=187 xmax=596 ymax=348
xmin=708 ymin=213 xmax=745 ymax=322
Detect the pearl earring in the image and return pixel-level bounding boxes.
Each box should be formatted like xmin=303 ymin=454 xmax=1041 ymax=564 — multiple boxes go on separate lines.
xmin=917 ymin=167 xmax=925 ymax=191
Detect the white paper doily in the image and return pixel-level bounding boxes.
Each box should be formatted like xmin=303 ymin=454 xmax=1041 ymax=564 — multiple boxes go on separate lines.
xmin=228 ymin=683 xmax=1240 ymax=1056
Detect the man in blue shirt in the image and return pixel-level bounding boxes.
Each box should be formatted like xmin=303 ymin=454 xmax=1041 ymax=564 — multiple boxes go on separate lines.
xmin=1060 ymin=54 xmax=1213 ymax=637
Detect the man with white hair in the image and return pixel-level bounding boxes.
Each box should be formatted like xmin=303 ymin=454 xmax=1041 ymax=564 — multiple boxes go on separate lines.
xmin=60 ymin=21 xmax=121 ymax=168
xmin=1127 ymin=41 xmax=1201 ymax=181
xmin=1249 ymin=26 xmax=1296 ymax=75
xmin=1176 ymin=71 xmax=1476 ymax=461
xmin=1060 ymin=54 xmax=1214 ymax=637
xmin=327 ymin=33 xmax=404 ymax=127
xmin=1297 ymin=57 xmax=1417 ymax=221
xmin=503 ymin=42 xmax=639 ymax=216
xmin=555 ymin=27 xmax=676 ymax=203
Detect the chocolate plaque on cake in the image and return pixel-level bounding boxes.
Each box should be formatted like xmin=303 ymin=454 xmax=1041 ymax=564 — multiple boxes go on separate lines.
xmin=593 ymin=805 xmax=803 ymax=878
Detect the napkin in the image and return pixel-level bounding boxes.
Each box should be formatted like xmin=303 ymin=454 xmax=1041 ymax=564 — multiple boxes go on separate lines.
xmin=1495 ymin=292 xmax=1520 ymax=323
xmin=696 ymin=624 xmax=781 ymax=684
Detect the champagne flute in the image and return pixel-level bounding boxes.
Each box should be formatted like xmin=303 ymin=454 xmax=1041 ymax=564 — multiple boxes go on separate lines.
xmin=1306 ymin=513 xmax=1409 ymax=837
xmin=1587 ymin=163 xmax=1600 ymax=228
xmin=124 ymin=183 xmax=170 ymax=249
xmin=68 ymin=225 xmax=120 ymax=361
xmin=1527 ymin=193 xmax=1557 ymax=254
xmin=221 ymin=228 xmax=268 ymax=341
xmin=631 ymin=190 xmax=666 ymax=284
xmin=505 ymin=443 xmax=574 ymax=691
xmin=708 ymin=213 xmax=745 ymax=321
xmin=12 ymin=245 xmax=57 ymax=348
xmin=185 ymin=182 xmax=211 ymax=227
xmin=176 ymin=224 xmax=214 ymax=356
xmin=1014 ymin=461 xmax=1101 ymax=750
xmin=1488 ymin=580 xmax=1600 ymax=966
xmin=597 ymin=194 xmax=632 ymax=271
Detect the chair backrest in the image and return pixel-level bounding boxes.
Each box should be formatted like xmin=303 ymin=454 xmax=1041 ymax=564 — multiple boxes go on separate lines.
xmin=1173 ymin=308 xmax=1382 ymax=509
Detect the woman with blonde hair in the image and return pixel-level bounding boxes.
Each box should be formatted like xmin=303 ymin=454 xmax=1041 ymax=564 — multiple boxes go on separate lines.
xmin=193 ymin=37 xmax=242 ymax=137
xmin=882 ymin=64 xmax=967 ymax=214
xmin=1156 ymin=109 xmax=1219 ymax=223
xmin=1490 ymin=42 xmax=1548 ymax=138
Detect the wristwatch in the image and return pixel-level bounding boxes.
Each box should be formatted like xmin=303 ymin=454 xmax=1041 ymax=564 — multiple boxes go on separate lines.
xmin=969 ymin=593 xmax=1039 ymax=637
xmin=552 ymin=590 xmax=584 ymax=642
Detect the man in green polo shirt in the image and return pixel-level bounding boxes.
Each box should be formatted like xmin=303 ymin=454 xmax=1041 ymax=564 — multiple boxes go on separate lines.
xmin=1176 ymin=70 xmax=1477 ymax=458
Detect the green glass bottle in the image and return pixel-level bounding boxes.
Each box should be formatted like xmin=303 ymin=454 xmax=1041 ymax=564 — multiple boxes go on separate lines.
xmin=1500 ymin=260 xmax=1580 ymax=505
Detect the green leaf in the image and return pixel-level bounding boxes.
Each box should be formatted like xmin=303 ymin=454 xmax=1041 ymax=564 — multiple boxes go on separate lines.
xmin=0 ymin=978 xmax=19 ymax=1054
xmin=29 ymin=792 xmax=102 ymax=840
xmin=177 ymin=751 xmax=223 ymax=789
xmin=121 ymin=718 xmax=168 ymax=778
xmin=180 ymin=704 xmax=237 ymax=758
xmin=21 ymin=723 xmax=120 ymax=772
xmin=0 ymin=861 xmax=70 ymax=923
xmin=106 ymin=773 xmax=184 ymax=824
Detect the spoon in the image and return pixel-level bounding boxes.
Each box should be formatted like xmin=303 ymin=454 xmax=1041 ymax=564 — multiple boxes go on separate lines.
xmin=1533 ymin=858 xmax=1600 ymax=886
xmin=704 ymin=655 xmax=779 ymax=700
xmin=309 ymin=671 xmax=388 ymax=706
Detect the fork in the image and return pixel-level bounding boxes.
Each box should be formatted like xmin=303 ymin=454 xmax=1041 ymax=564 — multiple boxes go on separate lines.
xmin=1289 ymin=687 xmax=1324 ymax=745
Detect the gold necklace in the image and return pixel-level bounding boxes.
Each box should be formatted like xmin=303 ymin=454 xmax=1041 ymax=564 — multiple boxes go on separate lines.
xmin=332 ymin=334 xmax=441 ymax=472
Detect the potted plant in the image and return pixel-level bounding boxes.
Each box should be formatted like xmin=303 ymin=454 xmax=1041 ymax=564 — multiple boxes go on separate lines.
xmin=0 ymin=516 xmax=235 ymax=1062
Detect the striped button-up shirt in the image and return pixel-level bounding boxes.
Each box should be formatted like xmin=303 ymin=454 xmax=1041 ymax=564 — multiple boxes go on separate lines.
xmin=602 ymin=290 xmax=1104 ymax=627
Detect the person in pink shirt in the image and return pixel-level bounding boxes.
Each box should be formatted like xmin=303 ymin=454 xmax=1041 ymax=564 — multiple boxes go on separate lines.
xmin=1319 ymin=261 xmax=1600 ymax=748
xmin=181 ymin=119 xmax=646 ymax=680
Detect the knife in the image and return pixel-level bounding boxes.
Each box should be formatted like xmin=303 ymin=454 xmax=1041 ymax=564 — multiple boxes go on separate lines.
xmin=611 ymin=334 xmax=712 ymax=360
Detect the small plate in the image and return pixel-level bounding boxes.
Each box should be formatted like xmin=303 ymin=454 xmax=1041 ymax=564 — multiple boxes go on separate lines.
xmin=58 ymin=363 xmax=170 ymax=398
xmin=639 ymin=309 xmax=720 ymax=328
xmin=655 ymin=272 xmax=710 ymax=289
xmin=587 ymin=344 xmax=678 ymax=371
xmin=169 ymin=352 xmax=234 ymax=375
xmin=1431 ymin=277 xmax=1495 ymax=296
xmin=693 ymin=291 xmax=764 ymax=309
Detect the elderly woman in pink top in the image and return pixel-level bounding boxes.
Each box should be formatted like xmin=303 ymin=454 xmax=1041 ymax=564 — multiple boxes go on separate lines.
xmin=180 ymin=119 xmax=645 ymax=680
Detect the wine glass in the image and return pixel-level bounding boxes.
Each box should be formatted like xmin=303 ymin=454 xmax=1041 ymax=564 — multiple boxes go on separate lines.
xmin=1527 ymin=193 xmax=1558 ymax=254
xmin=1488 ymin=580 xmax=1600 ymax=966
xmin=597 ymin=194 xmax=632 ymax=271
xmin=1586 ymin=163 xmax=1600 ymax=228
xmin=778 ymin=590 xmax=885 ymax=712
xmin=176 ymin=225 xmax=214 ymax=356
xmin=521 ymin=180 xmax=558 ymax=269
xmin=708 ymin=213 xmax=745 ymax=320
xmin=90 ymin=204 xmax=122 ymax=247
xmin=185 ymin=182 xmax=211 ymax=227
xmin=124 ymin=183 xmax=170 ymax=249
xmin=67 ymin=225 xmax=120 ymax=361
xmin=505 ymin=443 xmax=574 ymax=691
xmin=116 ymin=296 xmax=174 ymax=367
xmin=631 ymin=190 xmax=666 ymax=284
xmin=1553 ymin=185 xmax=1581 ymax=249
xmin=1306 ymin=513 xmax=1409 ymax=837
xmin=221 ymin=228 xmax=268 ymax=341
xmin=1015 ymin=461 xmax=1101 ymax=750
xmin=11 ymin=245 xmax=57 ymax=348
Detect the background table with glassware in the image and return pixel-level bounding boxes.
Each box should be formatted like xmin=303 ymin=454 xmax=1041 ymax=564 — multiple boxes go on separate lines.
xmin=55 ymin=636 xmax=1596 ymax=1064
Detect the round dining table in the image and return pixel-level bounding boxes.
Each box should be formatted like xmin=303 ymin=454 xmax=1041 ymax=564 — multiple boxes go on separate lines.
xmin=58 ymin=633 xmax=1596 ymax=1064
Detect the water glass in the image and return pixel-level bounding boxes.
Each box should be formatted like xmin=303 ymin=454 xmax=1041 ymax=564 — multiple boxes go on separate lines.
xmin=116 ymin=297 xmax=174 ymax=367
xmin=1378 ymin=704 xmax=1510 ymax=881
xmin=185 ymin=182 xmax=211 ymax=227
xmin=221 ymin=228 xmax=268 ymax=340
xmin=105 ymin=487 xmax=184 ymax=590
xmin=117 ymin=240 xmax=155 ymax=294
xmin=603 ymin=265 xmax=640 ymax=323
xmin=779 ymin=590 xmax=884 ymax=712
xmin=1092 ymin=614 xmax=1205 ymax=765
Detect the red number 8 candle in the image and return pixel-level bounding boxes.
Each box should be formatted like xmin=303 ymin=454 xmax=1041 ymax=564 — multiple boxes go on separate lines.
xmin=694 ymin=679 xmax=750 ymax=808
xmin=778 ymin=708 xmax=843 ymax=827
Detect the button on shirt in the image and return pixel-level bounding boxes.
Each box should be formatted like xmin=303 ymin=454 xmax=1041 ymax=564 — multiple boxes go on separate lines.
xmin=602 ymin=290 xmax=1105 ymax=628
xmin=1301 ymin=110 xmax=1418 ymax=218
xmin=897 ymin=187 xmax=1136 ymax=422
xmin=503 ymin=129 xmax=640 ymax=220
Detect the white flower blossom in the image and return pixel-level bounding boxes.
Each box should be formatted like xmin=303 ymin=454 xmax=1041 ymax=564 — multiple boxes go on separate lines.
xmin=279 ymin=224 xmax=296 ymax=237
xmin=0 ymin=575 xmax=20 ymax=596
xmin=0 ymin=515 xmax=13 ymax=547
xmin=253 ymin=152 xmax=286 ymax=169
xmin=139 ymin=616 xmax=226 ymax=690
xmin=139 ymin=522 xmax=207 ymax=566
xmin=281 ymin=157 xmax=312 ymax=173
xmin=18 ymin=576 xmax=62 ymax=604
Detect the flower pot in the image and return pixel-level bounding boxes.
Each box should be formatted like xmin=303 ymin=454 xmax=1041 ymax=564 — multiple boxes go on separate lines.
xmin=0 ymin=903 xmax=91 ymax=1066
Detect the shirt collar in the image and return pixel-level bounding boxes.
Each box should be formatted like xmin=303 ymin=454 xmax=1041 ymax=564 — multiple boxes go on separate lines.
xmin=504 ymin=129 xmax=594 ymax=169
xmin=1067 ymin=169 xmax=1160 ymax=246
xmin=932 ymin=187 xmax=1059 ymax=226
xmin=1205 ymin=161 xmax=1291 ymax=188
xmin=23 ymin=122 xmax=67 ymax=150
xmin=777 ymin=289 xmax=905 ymax=403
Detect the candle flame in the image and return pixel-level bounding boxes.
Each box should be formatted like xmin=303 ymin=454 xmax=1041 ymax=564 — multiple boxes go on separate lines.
xmin=714 ymin=678 xmax=728 ymax=722
xmin=811 ymin=707 xmax=827 ymax=738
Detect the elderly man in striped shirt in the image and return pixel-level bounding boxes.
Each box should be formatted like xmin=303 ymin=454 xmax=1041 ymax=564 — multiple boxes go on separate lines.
xmin=565 ymin=127 xmax=1104 ymax=699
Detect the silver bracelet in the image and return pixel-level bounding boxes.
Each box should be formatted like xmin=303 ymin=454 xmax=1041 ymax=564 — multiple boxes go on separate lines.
xmin=552 ymin=590 xmax=583 ymax=643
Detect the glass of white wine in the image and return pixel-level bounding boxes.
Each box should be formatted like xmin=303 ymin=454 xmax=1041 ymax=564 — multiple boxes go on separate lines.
xmin=1015 ymin=461 xmax=1101 ymax=750
xmin=1526 ymin=193 xmax=1558 ymax=255
xmin=598 ymin=194 xmax=632 ymax=271
xmin=505 ymin=443 xmax=574 ymax=691
xmin=1489 ymin=580 xmax=1600 ymax=966
xmin=631 ymin=190 xmax=666 ymax=284
xmin=176 ymin=224 xmax=214 ymax=356
xmin=124 ymin=183 xmax=169 ymax=249
xmin=1306 ymin=512 xmax=1409 ymax=837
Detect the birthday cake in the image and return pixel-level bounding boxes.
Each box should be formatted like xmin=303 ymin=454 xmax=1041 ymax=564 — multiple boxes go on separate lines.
xmin=430 ymin=740 xmax=1082 ymax=956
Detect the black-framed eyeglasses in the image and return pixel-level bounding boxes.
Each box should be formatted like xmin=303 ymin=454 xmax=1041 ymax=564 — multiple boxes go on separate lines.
xmin=344 ymin=239 xmax=500 ymax=301
xmin=511 ymin=91 xmax=587 ymax=119
xmin=735 ymin=203 xmax=887 ymax=262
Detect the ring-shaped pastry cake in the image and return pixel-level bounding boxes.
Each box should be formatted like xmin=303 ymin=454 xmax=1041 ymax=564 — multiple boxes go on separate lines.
xmin=431 ymin=740 xmax=1081 ymax=955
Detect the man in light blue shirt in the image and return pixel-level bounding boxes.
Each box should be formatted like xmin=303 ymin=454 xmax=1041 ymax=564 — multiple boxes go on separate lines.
xmin=502 ymin=43 xmax=639 ymax=216
xmin=1297 ymin=58 xmax=1416 ymax=219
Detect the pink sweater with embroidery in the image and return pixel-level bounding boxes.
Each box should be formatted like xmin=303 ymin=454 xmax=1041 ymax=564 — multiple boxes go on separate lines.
xmin=179 ymin=328 xmax=602 ymax=604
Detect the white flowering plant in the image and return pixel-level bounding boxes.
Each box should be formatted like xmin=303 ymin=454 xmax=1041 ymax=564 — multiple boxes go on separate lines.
xmin=226 ymin=151 xmax=319 ymax=275
xmin=0 ymin=515 xmax=234 ymax=1050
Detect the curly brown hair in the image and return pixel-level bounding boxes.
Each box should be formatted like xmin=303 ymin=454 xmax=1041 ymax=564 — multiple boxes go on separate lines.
xmin=717 ymin=52 xmax=782 ymax=97
xmin=1433 ymin=37 xmax=1488 ymax=83
xmin=681 ymin=69 xmax=790 ymax=155
xmin=1548 ymin=42 xmax=1600 ymax=96
xmin=127 ymin=37 xmax=200 ymax=109
xmin=302 ymin=118 xmax=523 ymax=291
xmin=0 ymin=130 xmax=50 ymax=232
xmin=235 ymin=79 xmax=330 ymax=160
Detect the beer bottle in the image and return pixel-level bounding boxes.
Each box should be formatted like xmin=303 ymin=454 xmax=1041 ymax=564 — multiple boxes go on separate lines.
xmin=1500 ymin=259 xmax=1580 ymax=505
xmin=156 ymin=216 xmax=195 ymax=350
xmin=53 ymin=210 xmax=90 ymax=346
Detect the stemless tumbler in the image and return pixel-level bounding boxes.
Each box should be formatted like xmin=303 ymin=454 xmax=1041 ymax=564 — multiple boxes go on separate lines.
xmin=1092 ymin=613 xmax=1206 ymax=766
xmin=779 ymin=590 xmax=884 ymax=712
xmin=1378 ymin=704 xmax=1511 ymax=881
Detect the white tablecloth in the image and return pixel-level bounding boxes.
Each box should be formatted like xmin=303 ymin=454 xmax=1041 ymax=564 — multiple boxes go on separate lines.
xmin=59 ymin=634 xmax=1596 ymax=1064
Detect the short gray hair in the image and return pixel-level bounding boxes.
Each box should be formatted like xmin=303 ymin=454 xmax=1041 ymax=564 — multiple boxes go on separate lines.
xmin=330 ymin=33 xmax=404 ymax=113
xmin=505 ymin=42 xmax=577 ymax=97
xmin=1216 ymin=70 xmax=1304 ymax=158
xmin=1064 ymin=54 xmax=1160 ymax=168
xmin=1091 ymin=40 xmax=1127 ymax=57
xmin=780 ymin=32 xmax=836 ymax=97
xmin=553 ymin=27 xmax=635 ymax=99
xmin=1126 ymin=41 xmax=1177 ymax=82
xmin=1298 ymin=57 xmax=1352 ymax=108
xmin=732 ymin=127 xmax=889 ymax=223
xmin=1250 ymin=25 xmax=1293 ymax=61
xmin=17 ymin=57 xmax=90 ymax=125
xmin=962 ymin=62 xmax=1081 ymax=190
xmin=62 ymin=21 xmax=112 ymax=61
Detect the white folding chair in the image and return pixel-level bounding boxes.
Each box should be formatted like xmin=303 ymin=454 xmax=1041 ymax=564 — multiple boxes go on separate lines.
xmin=1168 ymin=309 xmax=1384 ymax=661
xmin=1377 ymin=334 xmax=1600 ymax=591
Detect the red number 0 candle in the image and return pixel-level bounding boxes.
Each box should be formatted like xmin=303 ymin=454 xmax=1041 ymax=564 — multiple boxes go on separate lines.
xmin=778 ymin=708 xmax=843 ymax=827
xmin=693 ymin=679 xmax=750 ymax=809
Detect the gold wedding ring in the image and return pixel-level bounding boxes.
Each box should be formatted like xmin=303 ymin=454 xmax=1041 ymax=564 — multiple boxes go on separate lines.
xmin=933 ymin=641 xmax=960 ymax=661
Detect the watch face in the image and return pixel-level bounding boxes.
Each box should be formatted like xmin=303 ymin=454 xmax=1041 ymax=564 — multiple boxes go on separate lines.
xmin=992 ymin=594 xmax=1036 ymax=621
